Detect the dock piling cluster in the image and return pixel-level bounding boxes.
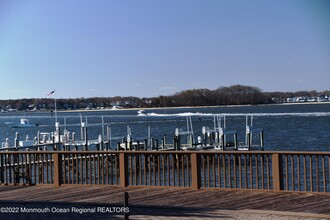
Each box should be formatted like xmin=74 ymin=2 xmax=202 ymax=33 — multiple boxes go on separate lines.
xmin=1 ymin=114 xmax=264 ymax=152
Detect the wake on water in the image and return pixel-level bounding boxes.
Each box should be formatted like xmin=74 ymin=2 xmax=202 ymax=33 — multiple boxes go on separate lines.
xmin=139 ymin=112 xmax=330 ymax=117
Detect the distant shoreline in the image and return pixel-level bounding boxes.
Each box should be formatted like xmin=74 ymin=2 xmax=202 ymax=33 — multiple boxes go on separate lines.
xmin=55 ymin=101 xmax=330 ymax=113
xmin=1 ymin=101 xmax=328 ymax=114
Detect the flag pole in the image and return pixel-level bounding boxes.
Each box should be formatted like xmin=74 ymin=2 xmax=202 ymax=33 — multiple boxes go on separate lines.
xmin=47 ymin=90 xmax=57 ymax=125
xmin=54 ymin=90 xmax=57 ymax=124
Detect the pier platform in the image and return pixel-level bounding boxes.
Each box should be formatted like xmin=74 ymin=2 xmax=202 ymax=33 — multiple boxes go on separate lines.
xmin=0 ymin=185 xmax=329 ymax=219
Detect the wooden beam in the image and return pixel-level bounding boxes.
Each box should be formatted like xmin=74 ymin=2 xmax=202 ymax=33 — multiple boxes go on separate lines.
xmin=53 ymin=153 xmax=62 ymax=186
xmin=120 ymin=153 xmax=128 ymax=187
xmin=191 ymin=153 xmax=201 ymax=189
xmin=272 ymin=153 xmax=282 ymax=192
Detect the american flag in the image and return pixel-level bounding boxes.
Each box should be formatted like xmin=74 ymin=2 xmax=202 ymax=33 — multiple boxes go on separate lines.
xmin=47 ymin=90 xmax=55 ymax=96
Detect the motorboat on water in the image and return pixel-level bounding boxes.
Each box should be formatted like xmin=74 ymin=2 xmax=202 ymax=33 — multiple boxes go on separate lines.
xmin=10 ymin=118 xmax=37 ymax=128
xmin=137 ymin=110 xmax=146 ymax=116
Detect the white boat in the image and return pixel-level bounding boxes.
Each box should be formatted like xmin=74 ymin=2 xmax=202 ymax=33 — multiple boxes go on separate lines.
xmin=10 ymin=118 xmax=37 ymax=128
xmin=137 ymin=110 xmax=146 ymax=116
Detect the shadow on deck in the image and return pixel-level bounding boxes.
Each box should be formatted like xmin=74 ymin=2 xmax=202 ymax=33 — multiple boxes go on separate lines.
xmin=0 ymin=185 xmax=329 ymax=219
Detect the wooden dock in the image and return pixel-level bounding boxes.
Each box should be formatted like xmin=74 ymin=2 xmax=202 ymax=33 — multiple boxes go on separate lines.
xmin=0 ymin=150 xmax=329 ymax=219
xmin=0 ymin=185 xmax=329 ymax=219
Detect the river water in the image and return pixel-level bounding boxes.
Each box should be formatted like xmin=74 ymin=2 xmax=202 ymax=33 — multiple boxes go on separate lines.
xmin=0 ymin=103 xmax=329 ymax=151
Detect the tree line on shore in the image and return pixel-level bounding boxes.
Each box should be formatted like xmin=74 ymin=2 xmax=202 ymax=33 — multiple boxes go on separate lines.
xmin=0 ymin=85 xmax=329 ymax=111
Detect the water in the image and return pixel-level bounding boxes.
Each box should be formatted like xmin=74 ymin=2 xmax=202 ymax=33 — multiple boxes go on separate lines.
xmin=0 ymin=103 xmax=329 ymax=151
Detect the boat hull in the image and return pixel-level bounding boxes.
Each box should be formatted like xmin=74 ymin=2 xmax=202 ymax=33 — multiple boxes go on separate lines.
xmin=11 ymin=124 xmax=36 ymax=128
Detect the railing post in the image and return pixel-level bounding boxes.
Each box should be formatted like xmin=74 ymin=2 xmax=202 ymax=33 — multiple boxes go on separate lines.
xmin=53 ymin=153 xmax=62 ymax=186
xmin=0 ymin=154 xmax=4 ymax=184
xmin=272 ymin=153 xmax=282 ymax=192
xmin=123 ymin=192 xmax=129 ymax=220
xmin=120 ymin=152 xmax=128 ymax=187
xmin=191 ymin=153 xmax=201 ymax=189
xmin=14 ymin=153 xmax=19 ymax=184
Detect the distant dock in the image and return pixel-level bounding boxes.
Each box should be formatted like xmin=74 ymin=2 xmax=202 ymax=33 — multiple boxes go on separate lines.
xmin=1 ymin=114 xmax=265 ymax=152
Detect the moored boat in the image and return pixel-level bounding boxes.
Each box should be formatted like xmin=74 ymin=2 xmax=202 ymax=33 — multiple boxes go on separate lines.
xmin=10 ymin=118 xmax=37 ymax=128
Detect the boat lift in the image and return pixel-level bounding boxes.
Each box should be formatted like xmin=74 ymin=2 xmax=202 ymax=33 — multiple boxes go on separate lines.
xmin=174 ymin=116 xmax=195 ymax=150
xmin=1 ymin=114 xmax=265 ymax=152
xmin=119 ymin=125 xmax=156 ymax=151
xmin=206 ymin=115 xmax=238 ymax=150
xmin=238 ymin=115 xmax=264 ymax=151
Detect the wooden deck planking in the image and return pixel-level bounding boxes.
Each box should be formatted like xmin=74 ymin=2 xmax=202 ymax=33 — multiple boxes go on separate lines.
xmin=0 ymin=185 xmax=329 ymax=215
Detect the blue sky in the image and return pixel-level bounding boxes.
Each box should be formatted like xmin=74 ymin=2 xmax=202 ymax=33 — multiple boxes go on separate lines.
xmin=0 ymin=0 xmax=329 ymax=99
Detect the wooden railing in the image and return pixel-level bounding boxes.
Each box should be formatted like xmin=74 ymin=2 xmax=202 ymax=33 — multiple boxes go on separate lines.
xmin=0 ymin=151 xmax=329 ymax=193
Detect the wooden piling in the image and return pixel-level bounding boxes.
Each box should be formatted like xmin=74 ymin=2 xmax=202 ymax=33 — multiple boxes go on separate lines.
xmin=84 ymin=127 xmax=88 ymax=151
xmin=144 ymin=139 xmax=148 ymax=151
